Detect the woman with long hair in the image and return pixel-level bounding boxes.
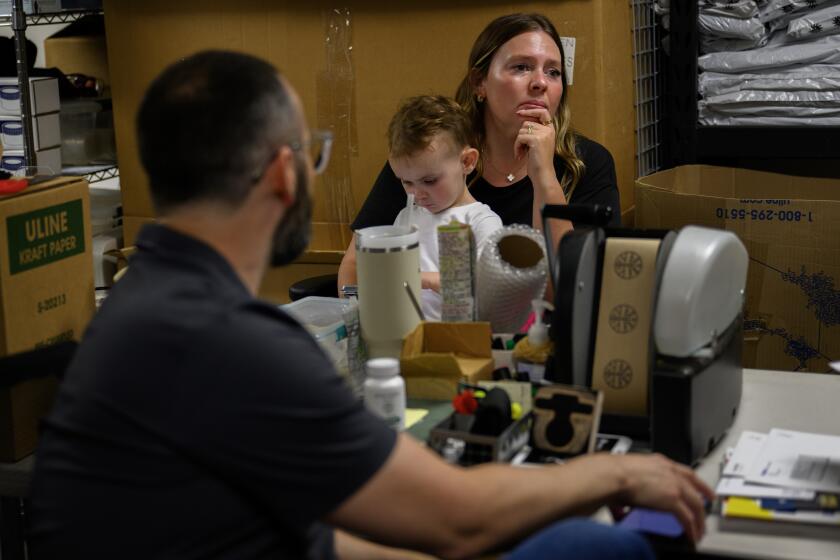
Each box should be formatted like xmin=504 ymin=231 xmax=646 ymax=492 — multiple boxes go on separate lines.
xmin=339 ymin=12 xmax=620 ymax=289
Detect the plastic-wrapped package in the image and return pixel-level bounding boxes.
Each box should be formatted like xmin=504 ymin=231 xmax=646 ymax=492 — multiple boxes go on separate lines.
xmin=701 ymin=34 xmax=769 ymax=53
xmin=759 ymin=0 xmax=838 ymax=25
xmin=699 ymin=66 xmax=840 ymax=96
xmin=699 ymin=13 xmax=768 ymax=40
xmin=699 ymin=110 xmax=840 ymax=125
xmin=699 ymin=32 xmax=840 ymax=71
xmin=787 ymin=4 xmax=840 ymax=39
xmin=655 ymin=0 xmax=670 ymax=29
xmin=699 ymin=0 xmax=759 ymax=19
xmin=700 ymin=90 xmax=840 ymax=114
xmin=766 ymin=1 xmax=840 ymax=31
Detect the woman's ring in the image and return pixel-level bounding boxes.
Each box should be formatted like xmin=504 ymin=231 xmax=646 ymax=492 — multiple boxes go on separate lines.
xmin=527 ymin=124 xmax=533 ymax=134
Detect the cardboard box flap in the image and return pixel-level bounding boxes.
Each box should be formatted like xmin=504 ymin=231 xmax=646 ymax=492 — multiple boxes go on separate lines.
xmin=400 ymin=321 xmax=493 ymax=378
xmin=419 ymin=322 xmax=492 ymax=357
xmin=401 ymin=354 xmax=462 ymax=379
xmin=637 ymin=165 xmax=840 ymax=201
xmin=0 ymin=176 xmax=87 ymax=201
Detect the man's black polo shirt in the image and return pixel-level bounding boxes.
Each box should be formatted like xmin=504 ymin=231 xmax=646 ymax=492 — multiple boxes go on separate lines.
xmin=29 ymin=224 xmax=397 ymax=559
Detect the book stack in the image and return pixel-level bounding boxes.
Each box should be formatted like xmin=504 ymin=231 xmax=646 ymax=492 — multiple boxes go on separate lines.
xmin=717 ymin=429 xmax=840 ymax=534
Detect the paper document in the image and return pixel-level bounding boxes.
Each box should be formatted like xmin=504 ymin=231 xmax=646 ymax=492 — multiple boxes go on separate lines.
xmin=723 ymin=431 xmax=767 ymax=478
xmin=716 ymin=477 xmax=816 ymax=500
xmin=745 ymin=429 xmax=840 ymax=492
xmin=405 ymin=408 xmax=428 ymax=429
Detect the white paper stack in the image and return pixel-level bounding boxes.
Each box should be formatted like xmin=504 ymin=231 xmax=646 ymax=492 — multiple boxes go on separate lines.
xmin=716 ymin=428 xmax=840 ymax=530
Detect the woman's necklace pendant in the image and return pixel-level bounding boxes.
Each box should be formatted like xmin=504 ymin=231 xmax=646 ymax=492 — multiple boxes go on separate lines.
xmin=506 ymin=173 xmax=515 ymax=183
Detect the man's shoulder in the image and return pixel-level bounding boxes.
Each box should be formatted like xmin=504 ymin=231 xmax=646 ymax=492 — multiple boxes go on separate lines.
xmin=88 ymin=280 xmax=316 ymax=370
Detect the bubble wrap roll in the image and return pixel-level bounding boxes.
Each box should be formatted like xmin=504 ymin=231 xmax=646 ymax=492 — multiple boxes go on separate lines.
xmin=476 ymin=225 xmax=548 ymax=332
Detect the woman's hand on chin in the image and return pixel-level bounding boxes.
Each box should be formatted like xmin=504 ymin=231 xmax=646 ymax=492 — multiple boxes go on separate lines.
xmin=515 ymin=107 xmax=557 ymax=189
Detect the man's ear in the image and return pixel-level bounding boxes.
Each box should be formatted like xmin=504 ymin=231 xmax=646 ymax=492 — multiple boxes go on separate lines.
xmin=461 ymin=147 xmax=479 ymax=175
xmin=265 ymin=145 xmax=297 ymax=206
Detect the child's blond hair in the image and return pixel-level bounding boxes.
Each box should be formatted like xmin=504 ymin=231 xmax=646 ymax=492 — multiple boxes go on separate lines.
xmin=387 ymin=95 xmax=475 ymax=159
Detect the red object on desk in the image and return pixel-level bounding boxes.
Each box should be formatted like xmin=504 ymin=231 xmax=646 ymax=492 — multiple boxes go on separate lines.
xmin=452 ymin=391 xmax=479 ymax=415
xmin=0 ymin=179 xmax=28 ymax=195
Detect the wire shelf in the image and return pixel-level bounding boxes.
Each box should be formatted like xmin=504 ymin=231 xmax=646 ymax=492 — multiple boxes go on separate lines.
xmin=0 ymin=8 xmax=101 ymax=27
xmin=631 ymin=0 xmax=662 ymax=178
xmin=84 ymin=165 xmax=118 ymax=184
xmin=62 ymin=165 xmax=119 ymax=185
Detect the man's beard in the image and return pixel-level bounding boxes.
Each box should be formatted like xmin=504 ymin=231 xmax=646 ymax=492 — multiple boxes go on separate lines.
xmin=270 ymin=154 xmax=312 ymax=267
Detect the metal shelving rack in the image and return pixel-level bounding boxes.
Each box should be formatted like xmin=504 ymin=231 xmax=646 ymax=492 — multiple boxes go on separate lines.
xmin=2 ymin=0 xmax=116 ymax=184
xmin=631 ymin=0 xmax=662 ymax=178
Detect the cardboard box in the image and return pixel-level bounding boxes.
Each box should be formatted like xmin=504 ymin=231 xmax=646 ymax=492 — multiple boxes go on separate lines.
xmin=0 ymin=113 xmax=62 ymax=151
xmin=635 ymin=165 xmax=840 ymax=373
xmin=103 ymin=0 xmax=637 ymax=227
xmin=0 ymin=376 xmax=58 ymax=463
xmin=45 ymin=14 xmax=110 ymax=87
xmin=0 ymin=176 xmax=95 ymax=461
xmin=400 ymin=321 xmax=495 ymax=400
xmin=0 ymin=77 xmax=60 ymax=117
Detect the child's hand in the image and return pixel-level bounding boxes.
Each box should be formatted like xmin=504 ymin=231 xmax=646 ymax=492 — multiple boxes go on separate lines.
xmin=421 ymin=272 xmax=441 ymax=293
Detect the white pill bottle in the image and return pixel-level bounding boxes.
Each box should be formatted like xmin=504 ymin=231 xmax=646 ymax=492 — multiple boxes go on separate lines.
xmin=363 ymin=358 xmax=406 ymax=431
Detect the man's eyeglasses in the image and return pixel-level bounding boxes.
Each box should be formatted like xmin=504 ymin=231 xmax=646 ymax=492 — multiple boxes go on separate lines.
xmin=291 ymin=129 xmax=333 ymax=175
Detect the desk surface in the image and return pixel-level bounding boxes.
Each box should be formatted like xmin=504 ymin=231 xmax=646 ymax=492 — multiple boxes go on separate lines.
xmin=695 ymin=369 xmax=840 ymax=560
xmin=3 ymin=368 xmax=839 ymax=559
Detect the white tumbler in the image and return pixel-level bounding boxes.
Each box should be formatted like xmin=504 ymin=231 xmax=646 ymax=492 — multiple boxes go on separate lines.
xmin=356 ymin=225 xmax=421 ymax=359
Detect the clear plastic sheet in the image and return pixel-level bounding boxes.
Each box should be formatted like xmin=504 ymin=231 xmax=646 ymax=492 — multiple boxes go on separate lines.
xmin=699 ymin=33 xmax=840 ymax=71
xmin=699 ymin=0 xmax=759 ymax=19
xmin=787 ymin=3 xmax=840 ymax=39
xmin=316 ymin=8 xmax=358 ymax=224
xmin=699 ymin=13 xmax=767 ymax=40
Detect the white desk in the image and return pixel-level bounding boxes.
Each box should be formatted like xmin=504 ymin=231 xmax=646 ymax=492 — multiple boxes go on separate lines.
xmin=695 ymin=369 xmax=840 ymax=560
xmin=2 ymin=368 xmax=840 ymax=559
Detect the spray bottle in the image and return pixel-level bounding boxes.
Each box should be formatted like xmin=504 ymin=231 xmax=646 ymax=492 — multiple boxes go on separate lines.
xmin=512 ymin=299 xmax=554 ymax=382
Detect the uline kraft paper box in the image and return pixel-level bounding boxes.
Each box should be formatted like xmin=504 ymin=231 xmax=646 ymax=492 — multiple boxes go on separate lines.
xmin=0 ymin=176 xmax=94 ymax=461
xmin=400 ymin=321 xmax=494 ymax=400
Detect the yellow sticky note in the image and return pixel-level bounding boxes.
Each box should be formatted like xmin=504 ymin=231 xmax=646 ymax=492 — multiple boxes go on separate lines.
xmin=405 ymin=408 xmax=428 ymax=429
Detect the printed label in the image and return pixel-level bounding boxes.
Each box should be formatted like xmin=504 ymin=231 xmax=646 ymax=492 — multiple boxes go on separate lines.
xmin=37 ymin=292 xmax=67 ymax=314
xmin=715 ymin=204 xmax=813 ymax=223
xmin=34 ymin=329 xmax=74 ymax=348
xmin=7 ymin=199 xmax=85 ymax=274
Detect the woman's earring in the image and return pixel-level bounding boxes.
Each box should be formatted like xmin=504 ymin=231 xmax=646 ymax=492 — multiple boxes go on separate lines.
xmin=476 ymin=94 xmax=484 ymax=103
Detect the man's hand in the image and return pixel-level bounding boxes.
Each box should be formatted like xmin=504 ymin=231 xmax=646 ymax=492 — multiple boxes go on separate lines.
xmin=615 ymin=453 xmax=715 ymax=543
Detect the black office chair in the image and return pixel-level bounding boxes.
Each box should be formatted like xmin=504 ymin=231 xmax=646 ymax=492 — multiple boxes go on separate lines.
xmin=0 ymin=341 xmax=77 ymax=560
xmin=288 ymin=273 xmax=339 ymax=301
